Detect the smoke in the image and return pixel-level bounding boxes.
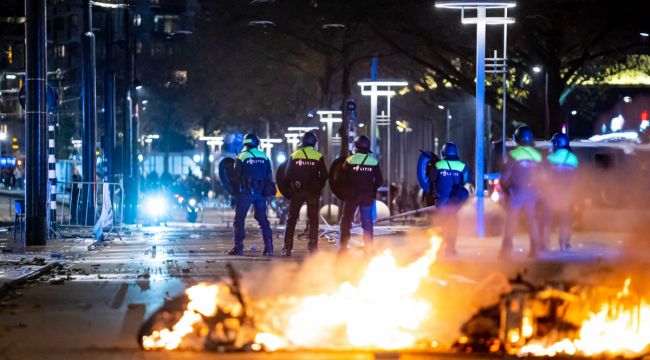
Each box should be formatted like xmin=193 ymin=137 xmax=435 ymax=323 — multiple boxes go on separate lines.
xmin=233 ymin=147 xmax=650 ymax=349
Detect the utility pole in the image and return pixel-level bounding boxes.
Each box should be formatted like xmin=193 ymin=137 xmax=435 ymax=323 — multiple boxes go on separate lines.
xmin=104 ymin=9 xmax=116 ymax=185
xmin=436 ymin=0 xmax=515 ymax=237
xmin=123 ymin=8 xmax=137 ymax=223
xmin=81 ymin=0 xmax=97 ymax=225
xmin=24 ymin=0 xmax=48 ymax=246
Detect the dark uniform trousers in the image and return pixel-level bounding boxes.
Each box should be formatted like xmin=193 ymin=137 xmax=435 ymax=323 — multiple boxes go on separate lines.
xmin=437 ymin=203 xmax=461 ymax=254
xmin=541 ymin=198 xmax=572 ymax=250
xmin=502 ymin=191 xmax=541 ymax=254
xmin=339 ymin=198 xmax=374 ymax=252
xmin=233 ymin=193 xmax=273 ymax=253
xmin=283 ymin=192 xmax=320 ymax=252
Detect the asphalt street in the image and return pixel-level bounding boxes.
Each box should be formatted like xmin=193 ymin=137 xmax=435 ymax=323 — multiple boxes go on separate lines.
xmin=0 ymin=205 xmax=646 ymax=360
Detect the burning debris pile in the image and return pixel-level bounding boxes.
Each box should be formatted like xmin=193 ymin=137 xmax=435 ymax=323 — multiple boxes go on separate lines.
xmin=140 ymin=264 xmax=258 ymax=351
xmin=518 ymin=278 xmax=650 ymax=357
xmin=140 ymin=235 xmax=650 ymax=357
xmin=140 ymin=236 xmax=444 ymax=352
xmin=456 ymin=276 xmax=650 ymax=358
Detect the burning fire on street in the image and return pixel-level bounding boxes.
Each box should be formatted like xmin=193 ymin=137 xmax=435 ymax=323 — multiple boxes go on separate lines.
xmin=141 ymin=235 xmax=444 ymax=352
xmin=517 ymin=278 xmax=650 ymax=357
xmin=140 ymin=234 xmax=650 ymax=357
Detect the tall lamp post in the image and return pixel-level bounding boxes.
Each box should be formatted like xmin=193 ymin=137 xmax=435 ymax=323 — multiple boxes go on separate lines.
xmin=317 ymin=110 xmax=343 ymax=220
xmin=357 ymin=80 xmax=408 ymax=154
xmin=199 ymin=135 xmax=224 ymax=177
xmin=284 ymin=133 xmax=301 ymax=153
xmin=435 ymin=0 xmax=515 ymax=237
xmin=287 ymin=126 xmax=319 ymax=134
xmin=25 ymin=0 xmax=49 ymax=246
xmin=532 ymin=65 xmax=550 ymax=138
xmin=317 ymin=110 xmax=342 ymax=164
xmin=260 ymin=138 xmax=282 ymax=161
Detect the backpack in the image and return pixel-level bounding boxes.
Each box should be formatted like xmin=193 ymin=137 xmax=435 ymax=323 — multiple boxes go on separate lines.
xmin=447 ymin=160 xmax=469 ymax=204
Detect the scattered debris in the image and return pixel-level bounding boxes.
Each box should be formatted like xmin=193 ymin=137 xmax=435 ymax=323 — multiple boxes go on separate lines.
xmin=49 ymin=278 xmax=65 ymax=285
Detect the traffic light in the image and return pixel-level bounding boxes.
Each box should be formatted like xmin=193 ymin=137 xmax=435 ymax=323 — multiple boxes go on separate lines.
xmin=344 ymin=99 xmax=357 ymax=122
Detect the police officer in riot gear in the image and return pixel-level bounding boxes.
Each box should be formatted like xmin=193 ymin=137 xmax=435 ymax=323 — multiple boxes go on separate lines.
xmin=500 ymin=125 xmax=543 ymax=258
xmin=229 ymin=133 xmax=275 ymax=256
xmin=281 ymin=132 xmax=328 ymax=256
xmin=541 ymin=132 xmax=579 ymax=251
xmin=338 ymin=135 xmax=383 ymax=253
xmin=431 ymin=142 xmax=469 ymax=256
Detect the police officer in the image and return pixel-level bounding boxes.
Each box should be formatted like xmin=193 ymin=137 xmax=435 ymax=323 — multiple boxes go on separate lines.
xmin=431 ymin=142 xmax=469 ymax=256
xmin=229 ymin=133 xmax=274 ymax=256
xmin=282 ymin=132 xmax=328 ymax=256
xmin=338 ymin=135 xmax=383 ymax=253
xmin=500 ymin=125 xmax=543 ymax=258
xmin=541 ymin=132 xmax=579 ymax=251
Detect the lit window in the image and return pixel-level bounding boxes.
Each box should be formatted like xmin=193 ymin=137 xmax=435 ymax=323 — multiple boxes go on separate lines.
xmin=153 ymin=15 xmax=180 ymax=33
xmin=56 ymin=44 xmax=66 ymax=58
xmin=173 ymin=70 xmax=188 ymax=85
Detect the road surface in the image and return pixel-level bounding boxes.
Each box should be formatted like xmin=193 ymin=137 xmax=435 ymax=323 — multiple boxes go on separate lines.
xmin=0 ymin=206 xmax=647 ymax=360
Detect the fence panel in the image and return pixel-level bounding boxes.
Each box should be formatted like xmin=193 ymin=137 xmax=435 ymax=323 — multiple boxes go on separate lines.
xmin=56 ymin=181 xmax=124 ymax=228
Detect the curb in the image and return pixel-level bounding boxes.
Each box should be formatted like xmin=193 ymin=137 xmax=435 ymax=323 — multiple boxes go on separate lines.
xmin=0 ymin=261 xmax=61 ymax=295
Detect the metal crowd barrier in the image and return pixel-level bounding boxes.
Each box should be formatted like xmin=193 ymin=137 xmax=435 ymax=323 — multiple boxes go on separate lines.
xmin=56 ymin=181 xmax=125 ymax=228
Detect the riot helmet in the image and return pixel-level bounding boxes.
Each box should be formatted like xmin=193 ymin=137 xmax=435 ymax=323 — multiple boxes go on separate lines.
xmin=550 ymin=132 xmax=570 ymax=151
xmin=514 ymin=125 xmax=534 ymax=146
xmin=301 ymin=131 xmax=318 ymax=148
xmin=243 ymin=133 xmax=260 ymax=148
xmin=441 ymin=142 xmax=459 ymax=160
xmin=353 ymin=135 xmax=371 ymax=153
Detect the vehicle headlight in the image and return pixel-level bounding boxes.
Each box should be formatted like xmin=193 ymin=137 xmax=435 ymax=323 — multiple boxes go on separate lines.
xmin=145 ymin=195 xmax=168 ymax=217
xmin=188 ymin=198 xmax=197 ymax=207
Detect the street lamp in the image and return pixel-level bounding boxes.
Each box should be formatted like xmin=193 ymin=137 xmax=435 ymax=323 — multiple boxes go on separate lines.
xmin=435 ymin=0 xmax=516 ymax=237
xmin=437 ymin=104 xmax=453 ymax=143
xmin=317 ymin=110 xmax=342 ymax=157
xmin=284 ymin=133 xmax=301 ymax=153
xmin=317 ymin=110 xmax=343 ymax=219
xmin=198 ymin=135 xmax=224 ymax=177
xmin=287 ymin=126 xmax=319 ymax=134
xmin=200 ymin=135 xmax=225 ymax=156
xmin=140 ymin=134 xmax=159 ymax=173
xmin=395 ymin=120 xmax=412 ymax=181
xmin=0 ymin=129 xmax=7 ymax=160
xmin=532 ymin=64 xmax=550 ymax=138
xmin=357 ymin=79 xmax=408 ymax=153
xmin=260 ymin=138 xmax=282 ymax=159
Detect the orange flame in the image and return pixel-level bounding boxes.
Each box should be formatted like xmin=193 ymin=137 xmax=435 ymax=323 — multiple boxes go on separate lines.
xmin=519 ymin=278 xmax=650 ymax=357
xmin=142 ymin=235 xmax=443 ymax=351
xmin=255 ymin=235 xmax=442 ymax=350
xmin=142 ymin=283 xmax=244 ymax=350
